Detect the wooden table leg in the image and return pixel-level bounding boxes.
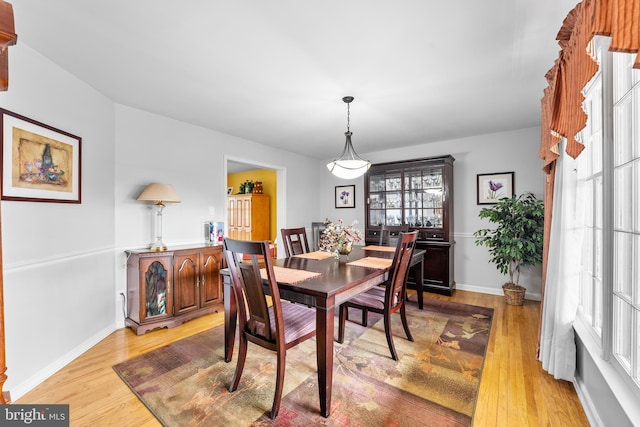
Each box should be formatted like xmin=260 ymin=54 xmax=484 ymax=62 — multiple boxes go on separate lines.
xmin=415 ymin=259 xmax=424 ymax=310
xmin=223 ymin=276 xmax=237 ymax=363
xmin=316 ymin=297 xmax=334 ymax=418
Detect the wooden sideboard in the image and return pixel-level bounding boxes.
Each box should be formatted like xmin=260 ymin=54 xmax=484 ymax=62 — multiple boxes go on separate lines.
xmin=125 ymin=244 xmax=224 ymax=335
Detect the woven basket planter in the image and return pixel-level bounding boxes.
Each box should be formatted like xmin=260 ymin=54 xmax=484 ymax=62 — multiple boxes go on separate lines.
xmin=502 ymin=283 xmax=526 ymax=306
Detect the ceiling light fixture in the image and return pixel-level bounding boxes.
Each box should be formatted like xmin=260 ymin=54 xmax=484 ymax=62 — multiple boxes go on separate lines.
xmin=326 ymin=96 xmax=371 ymax=179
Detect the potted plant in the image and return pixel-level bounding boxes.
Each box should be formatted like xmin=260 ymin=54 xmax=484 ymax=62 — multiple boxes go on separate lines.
xmin=473 ymin=192 xmax=544 ymax=305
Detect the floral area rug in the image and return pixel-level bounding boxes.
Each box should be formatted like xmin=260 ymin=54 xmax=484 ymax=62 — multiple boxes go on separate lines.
xmin=113 ymin=299 xmax=493 ymax=426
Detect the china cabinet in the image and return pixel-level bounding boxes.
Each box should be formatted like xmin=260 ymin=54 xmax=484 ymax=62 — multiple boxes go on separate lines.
xmin=365 ymin=155 xmax=455 ymax=295
xmin=125 ymin=244 xmax=224 ymax=335
xmin=227 ymin=194 xmax=270 ymax=241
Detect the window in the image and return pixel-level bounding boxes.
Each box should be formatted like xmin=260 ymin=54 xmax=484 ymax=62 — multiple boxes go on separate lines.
xmin=611 ymin=50 xmax=640 ymax=386
xmin=578 ymin=57 xmax=604 ymax=339
xmin=577 ymin=37 xmax=640 ymax=394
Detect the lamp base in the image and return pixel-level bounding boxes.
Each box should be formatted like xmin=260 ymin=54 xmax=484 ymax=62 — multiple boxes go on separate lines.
xmin=149 ymin=239 xmax=168 ymax=252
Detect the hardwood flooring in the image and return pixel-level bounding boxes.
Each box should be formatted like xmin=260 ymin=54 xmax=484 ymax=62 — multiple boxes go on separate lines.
xmin=15 ymin=290 xmax=589 ymax=426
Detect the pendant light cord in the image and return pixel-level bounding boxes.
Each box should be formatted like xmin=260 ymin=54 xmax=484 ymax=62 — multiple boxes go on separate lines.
xmin=346 ymin=101 xmax=350 ymax=133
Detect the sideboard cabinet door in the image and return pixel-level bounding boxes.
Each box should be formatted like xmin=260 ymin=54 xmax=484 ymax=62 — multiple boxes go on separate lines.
xmin=173 ymin=250 xmax=200 ymax=316
xmin=126 ymin=253 xmax=174 ymax=332
xmin=200 ymin=246 xmax=223 ymax=308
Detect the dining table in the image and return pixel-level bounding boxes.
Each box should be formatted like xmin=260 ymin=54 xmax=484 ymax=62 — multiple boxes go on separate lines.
xmin=221 ymin=245 xmax=425 ymax=418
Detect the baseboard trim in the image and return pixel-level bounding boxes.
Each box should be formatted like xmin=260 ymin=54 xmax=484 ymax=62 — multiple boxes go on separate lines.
xmin=7 ymin=323 xmax=115 ymax=401
xmin=455 ymin=283 xmax=541 ymax=301
xmin=573 ymin=377 xmax=604 ymax=427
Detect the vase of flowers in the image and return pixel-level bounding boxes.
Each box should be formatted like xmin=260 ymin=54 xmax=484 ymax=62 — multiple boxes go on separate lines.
xmin=319 ymin=218 xmax=362 ymax=260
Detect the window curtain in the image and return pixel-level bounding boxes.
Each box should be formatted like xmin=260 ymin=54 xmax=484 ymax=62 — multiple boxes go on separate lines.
xmin=537 ymin=0 xmax=640 ymax=373
xmin=539 ymin=147 xmax=585 ymax=381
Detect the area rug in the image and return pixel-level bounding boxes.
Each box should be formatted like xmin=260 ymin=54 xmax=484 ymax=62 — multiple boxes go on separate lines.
xmin=113 ymin=299 xmax=493 ymax=426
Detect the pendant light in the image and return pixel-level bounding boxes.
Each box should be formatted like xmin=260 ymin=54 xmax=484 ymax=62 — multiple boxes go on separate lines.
xmin=326 ymin=96 xmax=371 ymax=179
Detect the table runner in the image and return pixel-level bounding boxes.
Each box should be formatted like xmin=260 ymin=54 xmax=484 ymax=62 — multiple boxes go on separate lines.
xmin=260 ymin=266 xmax=321 ymax=284
xmin=293 ymin=250 xmax=335 ymax=260
xmin=363 ymin=245 xmax=396 ymax=252
xmin=347 ymin=257 xmax=393 ymax=269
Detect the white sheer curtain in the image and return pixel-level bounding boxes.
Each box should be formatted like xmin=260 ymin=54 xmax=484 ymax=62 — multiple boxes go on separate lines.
xmin=539 ymin=147 xmax=585 ymax=381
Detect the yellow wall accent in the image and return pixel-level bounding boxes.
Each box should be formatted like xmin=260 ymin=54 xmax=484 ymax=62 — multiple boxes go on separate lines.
xmin=227 ymin=169 xmax=277 ymax=242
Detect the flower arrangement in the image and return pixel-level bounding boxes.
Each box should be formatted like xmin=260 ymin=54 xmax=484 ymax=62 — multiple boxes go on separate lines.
xmin=319 ymin=218 xmax=362 ymax=257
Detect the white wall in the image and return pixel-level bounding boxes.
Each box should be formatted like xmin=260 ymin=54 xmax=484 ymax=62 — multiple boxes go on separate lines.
xmin=113 ymin=105 xmax=323 ymax=327
xmin=320 ymin=127 xmax=545 ymax=299
xmin=0 ymin=44 xmax=116 ymax=398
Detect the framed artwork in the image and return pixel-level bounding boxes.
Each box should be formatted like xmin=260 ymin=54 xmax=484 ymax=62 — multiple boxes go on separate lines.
xmin=1 ymin=108 xmax=81 ymax=203
xmin=477 ymin=172 xmax=514 ymax=205
xmin=335 ymin=185 xmax=355 ymax=208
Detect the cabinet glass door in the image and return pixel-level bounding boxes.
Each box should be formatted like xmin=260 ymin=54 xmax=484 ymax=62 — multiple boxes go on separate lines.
xmin=368 ymin=171 xmax=403 ymax=227
xmin=144 ymin=260 xmax=169 ymax=319
xmin=403 ymin=169 xmax=443 ymax=228
xmin=422 ymin=170 xmax=444 ymax=228
xmin=368 ymin=172 xmax=385 ymax=226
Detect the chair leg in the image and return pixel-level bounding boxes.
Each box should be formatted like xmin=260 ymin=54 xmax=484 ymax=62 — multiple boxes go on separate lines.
xmin=400 ymin=303 xmax=414 ymax=342
xmin=338 ymin=304 xmax=347 ymax=343
xmin=270 ymin=349 xmax=286 ymax=419
xmin=229 ymin=332 xmax=248 ymax=392
xmin=383 ymin=312 xmax=398 ymax=361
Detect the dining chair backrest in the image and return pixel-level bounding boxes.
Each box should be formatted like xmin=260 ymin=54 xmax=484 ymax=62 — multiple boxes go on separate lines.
xmin=379 ymin=224 xmax=409 ymax=247
xmin=386 ymin=231 xmax=419 ymax=309
xmin=224 ymin=238 xmax=283 ymax=343
xmin=281 ymin=227 xmax=310 ymax=258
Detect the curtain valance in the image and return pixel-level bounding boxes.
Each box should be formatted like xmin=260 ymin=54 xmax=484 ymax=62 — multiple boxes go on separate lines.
xmin=539 ymin=0 xmax=640 ymax=172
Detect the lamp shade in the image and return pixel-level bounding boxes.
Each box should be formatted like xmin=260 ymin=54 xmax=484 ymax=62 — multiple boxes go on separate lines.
xmin=326 ymin=130 xmax=371 ymax=179
xmin=137 ymin=183 xmax=181 ymax=204
xmin=326 ymin=159 xmax=371 ymax=179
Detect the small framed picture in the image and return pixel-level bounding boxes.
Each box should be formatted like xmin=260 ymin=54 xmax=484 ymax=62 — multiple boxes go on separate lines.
xmin=335 ymin=185 xmax=355 ymax=208
xmin=477 ymin=172 xmax=514 ymax=204
xmin=1 ymin=108 xmax=82 ymax=203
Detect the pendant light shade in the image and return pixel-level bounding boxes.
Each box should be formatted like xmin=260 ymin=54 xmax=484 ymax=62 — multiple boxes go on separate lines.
xmin=326 ymin=96 xmax=371 ymax=179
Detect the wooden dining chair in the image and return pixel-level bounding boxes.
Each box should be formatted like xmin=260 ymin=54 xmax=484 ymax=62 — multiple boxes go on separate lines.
xmin=337 ymin=231 xmax=418 ymax=361
xmin=223 ymin=238 xmax=317 ymax=419
xmin=281 ymin=227 xmax=310 ymax=257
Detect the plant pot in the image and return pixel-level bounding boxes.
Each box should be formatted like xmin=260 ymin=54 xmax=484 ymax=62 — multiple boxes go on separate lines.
xmin=502 ymin=283 xmax=526 ymax=306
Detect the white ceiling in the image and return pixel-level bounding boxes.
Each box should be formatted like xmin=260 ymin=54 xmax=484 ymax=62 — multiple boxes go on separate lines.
xmin=14 ymin=1 xmax=576 ymax=161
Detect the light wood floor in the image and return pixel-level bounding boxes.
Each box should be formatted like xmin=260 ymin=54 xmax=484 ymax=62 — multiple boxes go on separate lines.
xmin=15 ymin=290 xmax=589 ymax=426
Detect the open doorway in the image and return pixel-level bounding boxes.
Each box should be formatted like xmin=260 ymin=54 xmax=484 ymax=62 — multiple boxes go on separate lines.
xmin=225 ymin=157 xmax=286 ymax=255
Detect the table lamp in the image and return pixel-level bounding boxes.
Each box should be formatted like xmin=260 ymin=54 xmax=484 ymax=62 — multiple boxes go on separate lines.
xmin=137 ymin=183 xmax=181 ymax=251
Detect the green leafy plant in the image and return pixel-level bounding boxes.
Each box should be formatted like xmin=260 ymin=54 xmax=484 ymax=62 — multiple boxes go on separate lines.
xmin=473 ymin=192 xmax=544 ymax=290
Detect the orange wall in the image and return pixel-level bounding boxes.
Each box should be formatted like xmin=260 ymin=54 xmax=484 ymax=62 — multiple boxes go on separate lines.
xmin=227 ymin=169 xmax=277 ymax=242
